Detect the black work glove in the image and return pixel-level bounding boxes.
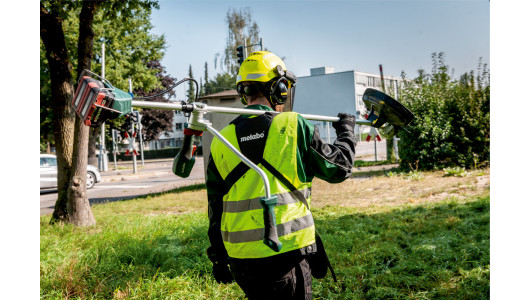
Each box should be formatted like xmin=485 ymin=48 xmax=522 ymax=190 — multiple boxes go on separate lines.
xmin=212 ymin=262 xmax=234 ymax=284
xmin=332 ymin=113 xmax=356 ymax=133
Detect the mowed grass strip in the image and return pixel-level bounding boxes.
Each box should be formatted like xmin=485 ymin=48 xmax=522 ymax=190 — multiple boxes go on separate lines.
xmin=40 ymin=170 xmax=489 ymax=299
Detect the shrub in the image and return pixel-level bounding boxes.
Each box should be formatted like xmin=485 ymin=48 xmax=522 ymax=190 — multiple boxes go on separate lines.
xmin=398 ymin=53 xmax=490 ymax=170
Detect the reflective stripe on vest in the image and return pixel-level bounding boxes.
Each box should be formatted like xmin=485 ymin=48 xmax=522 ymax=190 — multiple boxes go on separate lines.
xmin=211 ymin=112 xmax=315 ymax=259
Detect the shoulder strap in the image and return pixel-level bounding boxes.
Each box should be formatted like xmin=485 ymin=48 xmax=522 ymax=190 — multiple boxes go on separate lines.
xmin=260 ymin=159 xmax=310 ymax=211
xmin=221 ymin=162 xmax=250 ymax=196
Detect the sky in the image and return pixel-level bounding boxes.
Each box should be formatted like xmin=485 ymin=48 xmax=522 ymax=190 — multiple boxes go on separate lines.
xmin=149 ymin=0 xmax=490 ymax=100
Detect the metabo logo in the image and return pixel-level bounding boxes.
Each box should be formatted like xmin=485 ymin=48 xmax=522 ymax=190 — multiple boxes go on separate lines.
xmin=240 ymin=132 xmax=265 ymax=142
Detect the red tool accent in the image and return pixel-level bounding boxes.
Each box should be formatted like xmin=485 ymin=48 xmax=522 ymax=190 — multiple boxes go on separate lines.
xmin=184 ymin=128 xmax=203 ymax=136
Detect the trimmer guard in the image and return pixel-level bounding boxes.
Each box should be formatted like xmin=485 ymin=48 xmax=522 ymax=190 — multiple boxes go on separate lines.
xmin=362 ymin=88 xmax=414 ymax=139
xmin=362 ymin=88 xmax=414 ymax=128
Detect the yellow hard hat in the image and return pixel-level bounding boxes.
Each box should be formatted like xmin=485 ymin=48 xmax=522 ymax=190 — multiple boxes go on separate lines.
xmin=236 ymin=51 xmax=287 ymax=85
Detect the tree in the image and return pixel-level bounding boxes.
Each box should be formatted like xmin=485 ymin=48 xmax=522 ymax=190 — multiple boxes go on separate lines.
xmin=203 ymin=62 xmax=213 ymax=95
xmin=129 ymin=60 xmax=176 ymax=142
xmin=209 ymin=72 xmax=237 ymax=93
xmin=221 ymin=7 xmax=260 ymax=76
xmin=40 ymin=0 xmax=162 ymax=225
xmin=187 ymin=64 xmax=195 ymax=102
xmin=41 ymin=0 xmax=97 ymax=225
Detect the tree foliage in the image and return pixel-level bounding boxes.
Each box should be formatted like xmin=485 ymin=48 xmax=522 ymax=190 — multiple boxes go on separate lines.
xmin=397 ymin=53 xmax=490 ymax=170
xmin=128 ymin=60 xmax=176 ymax=142
xmin=220 ymin=7 xmax=260 ymax=76
xmin=187 ymin=64 xmax=195 ymax=102
xmin=40 ymin=1 xmax=166 ymax=152
xmin=209 ymin=72 xmax=237 ymax=94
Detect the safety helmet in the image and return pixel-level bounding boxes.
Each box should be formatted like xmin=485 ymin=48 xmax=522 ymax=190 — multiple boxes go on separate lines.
xmin=236 ymin=51 xmax=297 ymax=106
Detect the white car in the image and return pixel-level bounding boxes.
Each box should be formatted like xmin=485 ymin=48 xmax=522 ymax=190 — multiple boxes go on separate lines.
xmin=40 ymin=154 xmax=102 ymax=189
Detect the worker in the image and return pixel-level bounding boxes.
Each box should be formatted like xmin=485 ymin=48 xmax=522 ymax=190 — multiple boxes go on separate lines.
xmin=206 ymin=51 xmax=357 ymax=299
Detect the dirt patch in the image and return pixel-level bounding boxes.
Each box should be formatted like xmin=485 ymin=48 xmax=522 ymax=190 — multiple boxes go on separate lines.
xmin=310 ymin=169 xmax=490 ymax=209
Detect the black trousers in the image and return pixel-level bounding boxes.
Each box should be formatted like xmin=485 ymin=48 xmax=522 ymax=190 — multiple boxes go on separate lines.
xmin=229 ymin=252 xmax=312 ymax=300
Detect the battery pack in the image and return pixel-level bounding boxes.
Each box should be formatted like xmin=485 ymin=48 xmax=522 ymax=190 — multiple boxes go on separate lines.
xmin=72 ymin=74 xmax=132 ymax=127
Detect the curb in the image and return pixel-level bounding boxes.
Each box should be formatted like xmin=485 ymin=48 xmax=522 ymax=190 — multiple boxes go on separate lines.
xmin=101 ymin=171 xmax=171 ymax=182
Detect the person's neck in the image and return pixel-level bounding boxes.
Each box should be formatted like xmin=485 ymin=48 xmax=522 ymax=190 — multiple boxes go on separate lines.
xmin=248 ymin=96 xmax=285 ymax=112
xmin=248 ymin=96 xmax=271 ymax=108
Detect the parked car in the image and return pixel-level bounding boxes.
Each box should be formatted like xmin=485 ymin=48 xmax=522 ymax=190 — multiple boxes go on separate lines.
xmin=40 ymin=154 xmax=102 ymax=189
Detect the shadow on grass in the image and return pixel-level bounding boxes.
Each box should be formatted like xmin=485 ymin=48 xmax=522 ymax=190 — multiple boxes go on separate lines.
xmin=41 ymin=195 xmax=489 ymax=299
xmin=88 ymin=183 xmax=206 ymax=205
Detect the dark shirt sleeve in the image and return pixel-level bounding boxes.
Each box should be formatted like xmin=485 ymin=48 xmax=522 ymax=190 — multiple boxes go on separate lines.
xmin=299 ymin=117 xmax=357 ymax=183
xmin=205 ymin=154 xmax=229 ymax=265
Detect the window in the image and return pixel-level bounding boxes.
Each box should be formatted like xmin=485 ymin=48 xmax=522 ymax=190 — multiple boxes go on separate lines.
xmin=367 ymin=76 xmax=381 ymax=88
xmin=175 ymin=123 xmax=183 ymax=130
xmin=41 ymin=157 xmax=57 ymax=167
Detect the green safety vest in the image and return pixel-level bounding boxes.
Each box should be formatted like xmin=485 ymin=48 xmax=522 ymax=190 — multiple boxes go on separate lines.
xmin=210 ymin=112 xmax=316 ymax=259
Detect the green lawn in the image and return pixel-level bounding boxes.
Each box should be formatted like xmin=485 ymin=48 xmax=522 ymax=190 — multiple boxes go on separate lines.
xmin=41 ymin=173 xmax=489 ymax=299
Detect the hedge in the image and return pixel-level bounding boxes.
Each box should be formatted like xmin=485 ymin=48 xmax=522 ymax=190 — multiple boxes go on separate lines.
xmin=397 ymin=53 xmax=490 ymax=170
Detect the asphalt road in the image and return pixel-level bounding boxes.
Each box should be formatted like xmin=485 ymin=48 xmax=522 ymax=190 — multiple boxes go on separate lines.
xmin=40 ymin=139 xmax=389 ymax=216
xmin=40 ymin=157 xmax=205 ymax=216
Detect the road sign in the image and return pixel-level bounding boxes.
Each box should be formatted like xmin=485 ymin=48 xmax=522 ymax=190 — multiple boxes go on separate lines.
xmin=124 ymin=131 xmax=139 ymax=156
xmin=366 ymin=127 xmax=381 ymax=142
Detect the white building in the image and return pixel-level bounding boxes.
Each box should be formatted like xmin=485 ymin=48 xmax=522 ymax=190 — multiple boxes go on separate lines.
xmin=146 ymin=110 xmax=189 ymax=150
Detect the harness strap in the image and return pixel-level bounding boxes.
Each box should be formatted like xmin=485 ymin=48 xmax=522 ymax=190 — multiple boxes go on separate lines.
xmin=260 ymin=159 xmax=309 ymax=211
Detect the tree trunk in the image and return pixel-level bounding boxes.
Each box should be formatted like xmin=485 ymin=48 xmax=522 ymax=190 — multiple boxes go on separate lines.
xmin=66 ymin=0 xmax=99 ymax=226
xmin=41 ymin=1 xmax=99 ymax=226
xmin=40 ymin=2 xmax=75 ymax=222
xmin=67 ymin=118 xmax=95 ymax=226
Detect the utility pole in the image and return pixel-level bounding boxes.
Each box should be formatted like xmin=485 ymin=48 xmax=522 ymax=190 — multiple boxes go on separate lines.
xmin=111 ymin=129 xmax=118 ymax=170
xmin=379 ymin=64 xmax=396 ymax=162
xmin=129 ymin=77 xmax=138 ymax=174
xmin=99 ymin=43 xmax=108 ymax=171
xmin=393 ymin=79 xmax=401 ymax=161
xmin=135 ymin=110 xmax=145 ymax=166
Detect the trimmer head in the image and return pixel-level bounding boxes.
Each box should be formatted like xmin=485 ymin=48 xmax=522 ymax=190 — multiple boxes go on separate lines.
xmin=362 ymin=88 xmax=414 ymax=138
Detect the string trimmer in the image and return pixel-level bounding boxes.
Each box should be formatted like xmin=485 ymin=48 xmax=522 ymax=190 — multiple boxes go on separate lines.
xmin=72 ymin=69 xmax=414 ymax=252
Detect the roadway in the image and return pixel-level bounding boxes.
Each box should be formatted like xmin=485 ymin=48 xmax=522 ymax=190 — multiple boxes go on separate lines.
xmin=40 ymin=139 xmax=389 ymax=216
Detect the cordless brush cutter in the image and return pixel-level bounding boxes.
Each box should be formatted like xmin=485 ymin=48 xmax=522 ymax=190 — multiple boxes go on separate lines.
xmin=72 ymin=70 xmax=414 ymax=252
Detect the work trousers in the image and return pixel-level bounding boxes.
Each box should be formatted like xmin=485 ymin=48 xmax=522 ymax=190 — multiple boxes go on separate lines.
xmin=229 ymin=252 xmax=312 ymax=300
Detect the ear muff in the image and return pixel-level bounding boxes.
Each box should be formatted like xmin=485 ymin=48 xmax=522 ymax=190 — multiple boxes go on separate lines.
xmin=269 ymin=77 xmax=290 ymax=105
xmin=237 ymin=83 xmax=260 ymax=105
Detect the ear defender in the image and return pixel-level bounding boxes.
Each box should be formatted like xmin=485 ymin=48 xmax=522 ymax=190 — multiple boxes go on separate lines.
xmin=269 ymin=78 xmax=290 ymax=105
xmin=267 ymin=65 xmax=295 ymax=106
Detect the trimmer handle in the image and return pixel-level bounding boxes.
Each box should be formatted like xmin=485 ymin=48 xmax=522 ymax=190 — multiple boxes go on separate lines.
xmin=260 ymin=195 xmax=283 ymax=252
xmin=172 ymin=128 xmax=202 ymax=178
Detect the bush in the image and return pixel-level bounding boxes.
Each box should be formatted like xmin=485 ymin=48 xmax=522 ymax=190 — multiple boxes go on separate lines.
xmin=398 ymin=53 xmax=490 ymax=170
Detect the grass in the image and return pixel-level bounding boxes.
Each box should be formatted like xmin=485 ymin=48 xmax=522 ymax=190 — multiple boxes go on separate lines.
xmin=354 ymin=159 xmax=395 ymax=168
xmin=41 ymin=169 xmax=490 ymax=299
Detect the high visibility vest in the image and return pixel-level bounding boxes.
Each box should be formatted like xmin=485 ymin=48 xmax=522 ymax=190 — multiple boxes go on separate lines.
xmin=210 ymin=112 xmax=316 ymax=259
